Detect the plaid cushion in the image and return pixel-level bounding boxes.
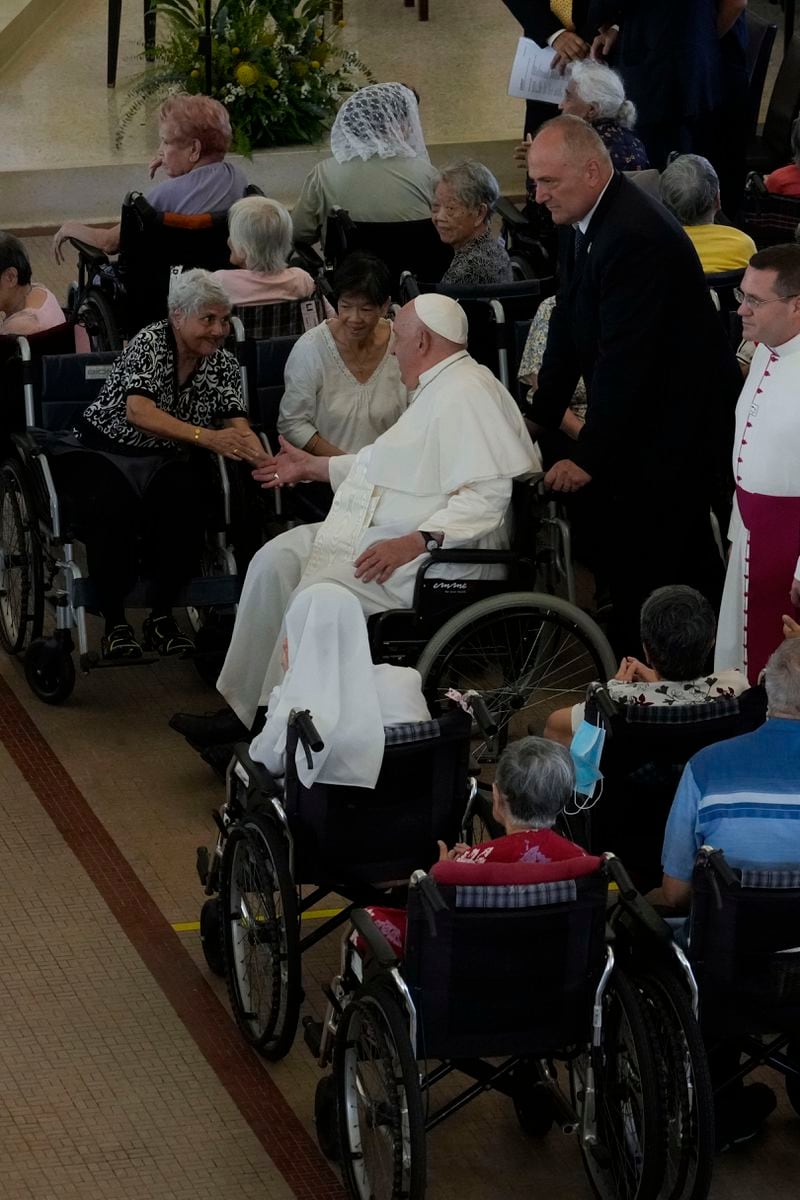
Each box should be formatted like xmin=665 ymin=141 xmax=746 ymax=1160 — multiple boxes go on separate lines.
xmin=743 ymin=191 xmax=800 ymax=244
xmin=741 ymin=868 xmax=800 ymax=890
xmin=622 ymin=694 xmax=742 ymax=726
xmin=455 ymin=879 xmax=577 ymax=909
xmin=233 ymin=295 xmax=325 ymax=340
xmin=384 ymin=719 xmax=441 ymax=746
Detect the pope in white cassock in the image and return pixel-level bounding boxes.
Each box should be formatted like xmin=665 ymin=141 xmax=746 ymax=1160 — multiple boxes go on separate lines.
xmin=172 ymin=294 xmax=540 ymax=744
xmin=714 ymin=245 xmax=800 ymax=684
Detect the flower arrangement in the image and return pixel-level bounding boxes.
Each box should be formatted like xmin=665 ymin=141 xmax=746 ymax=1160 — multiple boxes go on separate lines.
xmin=118 ymin=0 xmax=373 ymax=154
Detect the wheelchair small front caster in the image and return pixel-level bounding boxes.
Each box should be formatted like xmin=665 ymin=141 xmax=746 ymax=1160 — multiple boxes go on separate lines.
xmin=199 ymin=897 xmax=225 ymax=977
xmin=314 ymin=1075 xmax=340 ymax=1161
xmin=25 ymin=636 xmax=76 ymax=705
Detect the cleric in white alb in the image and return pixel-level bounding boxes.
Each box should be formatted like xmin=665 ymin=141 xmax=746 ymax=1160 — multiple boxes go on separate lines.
xmin=714 ymin=246 xmax=800 ymax=684
xmin=215 ymin=294 xmax=540 ymax=729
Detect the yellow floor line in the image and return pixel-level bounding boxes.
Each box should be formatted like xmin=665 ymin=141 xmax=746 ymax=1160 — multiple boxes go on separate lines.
xmin=173 ymin=907 xmax=343 ymax=933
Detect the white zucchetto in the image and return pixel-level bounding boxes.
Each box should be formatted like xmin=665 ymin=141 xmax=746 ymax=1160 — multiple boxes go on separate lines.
xmin=413 ymin=293 xmax=468 ymax=344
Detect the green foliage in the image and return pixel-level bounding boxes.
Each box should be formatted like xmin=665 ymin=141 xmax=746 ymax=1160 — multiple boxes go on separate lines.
xmin=117 ymin=0 xmax=373 ymax=153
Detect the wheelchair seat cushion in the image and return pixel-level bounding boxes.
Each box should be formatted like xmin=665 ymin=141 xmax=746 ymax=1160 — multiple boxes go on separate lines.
xmin=431 ymin=852 xmax=603 ymax=887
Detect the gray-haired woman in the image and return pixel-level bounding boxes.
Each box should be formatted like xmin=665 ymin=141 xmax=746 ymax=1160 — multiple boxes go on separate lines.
xmin=433 ymin=160 xmax=514 ymax=286
xmin=213 ymin=196 xmax=319 ymax=305
xmin=52 ymin=268 xmax=261 ymax=661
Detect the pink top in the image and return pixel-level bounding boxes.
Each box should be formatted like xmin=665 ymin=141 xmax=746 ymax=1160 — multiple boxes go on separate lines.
xmin=212 ymin=266 xmax=317 ymax=306
xmin=0 ymin=286 xmax=64 ymax=336
xmin=765 ymin=164 xmax=800 ymax=198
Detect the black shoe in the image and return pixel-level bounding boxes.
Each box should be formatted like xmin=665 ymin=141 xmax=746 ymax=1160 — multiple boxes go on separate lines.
xmin=715 ymin=1082 xmax=777 ymax=1152
xmin=142 ymin=614 xmax=195 ymax=657
xmin=102 ymin=623 xmax=143 ymax=661
xmin=169 ymin=706 xmax=249 ymax=746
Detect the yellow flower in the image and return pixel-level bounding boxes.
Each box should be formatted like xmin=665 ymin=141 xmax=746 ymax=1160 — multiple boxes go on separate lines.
xmin=190 ymin=68 xmax=200 ymax=78
xmin=235 ymin=62 xmax=260 ymax=87
xmin=266 ymin=77 xmax=279 ymax=90
xmin=338 ymin=19 xmax=346 ymax=26
xmin=310 ymin=60 xmax=320 ymax=69
xmin=231 ymin=46 xmax=240 ymax=56
xmin=261 ymin=32 xmax=277 ymax=47
xmin=291 ymin=62 xmax=308 ymax=78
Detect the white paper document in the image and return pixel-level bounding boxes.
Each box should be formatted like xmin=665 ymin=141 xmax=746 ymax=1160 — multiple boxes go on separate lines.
xmin=507 ymin=36 xmax=567 ymax=105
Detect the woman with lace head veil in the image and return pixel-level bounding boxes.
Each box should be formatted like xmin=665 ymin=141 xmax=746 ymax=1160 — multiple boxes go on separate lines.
xmin=291 ymin=82 xmax=438 ymax=248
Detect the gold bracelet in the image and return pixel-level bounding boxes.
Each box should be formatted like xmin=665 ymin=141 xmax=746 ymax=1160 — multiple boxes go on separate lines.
xmin=193 ymin=426 xmax=201 ymax=442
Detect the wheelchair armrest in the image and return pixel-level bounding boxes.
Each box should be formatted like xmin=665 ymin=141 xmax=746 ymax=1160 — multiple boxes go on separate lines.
xmin=229 ymin=742 xmax=281 ymax=798
xmin=411 ymin=549 xmax=536 ymax=609
xmin=496 ymin=195 xmax=529 ymax=229
xmin=68 ymin=238 xmax=110 ymax=266
xmin=606 ymin=855 xmax=674 ymax=947
xmin=351 ymin=908 xmax=399 ymax=967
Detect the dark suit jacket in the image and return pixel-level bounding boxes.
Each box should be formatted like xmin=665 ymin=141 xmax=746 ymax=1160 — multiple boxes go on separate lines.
xmin=589 ymin=0 xmax=721 ymax=125
xmin=501 ymin=0 xmax=594 ymax=44
xmin=529 ymin=173 xmax=741 ymax=496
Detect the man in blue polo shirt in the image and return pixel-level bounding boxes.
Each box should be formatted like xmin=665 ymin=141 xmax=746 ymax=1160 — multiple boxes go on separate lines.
xmin=654 ymin=637 xmax=800 ymax=1149
xmin=659 ymin=638 xmax=800 ymax=904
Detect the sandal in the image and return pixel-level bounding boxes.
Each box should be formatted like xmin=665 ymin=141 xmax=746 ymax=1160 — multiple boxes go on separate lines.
xmin=102 ymin=623 xmax=143 ymax=661
xmin=142 ymin=614 xmax=195 ymax=657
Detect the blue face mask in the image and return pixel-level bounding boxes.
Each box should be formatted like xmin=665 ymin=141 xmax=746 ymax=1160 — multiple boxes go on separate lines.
xmin=570 ymin=719 xmax=606 ymax=797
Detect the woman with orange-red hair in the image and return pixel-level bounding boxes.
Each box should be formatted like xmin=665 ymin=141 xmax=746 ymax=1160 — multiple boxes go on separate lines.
xmin=53 ymin=94 xmax=248 ymax=263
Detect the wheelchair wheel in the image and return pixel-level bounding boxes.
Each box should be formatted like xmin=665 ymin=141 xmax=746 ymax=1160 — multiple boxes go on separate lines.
xmin=25 ymin=636 xmax=76 ymax=705
xmin=220 ymin=811 xmax=301 ymax=1060
xmin=784 ymin=1042 xmax=800 ymax=1116
xmin=0 ymin=460 xmax=44 ymax=655
xmin=314 ymin=1074 xmax=341 ymax=1162
xmin=335 ymin=979 xmax=425 ymax=1200
xmin=199 ymin=897 xmax=225 ymax=977
xmin=77 ymin=290 xmax=122 ymax=352
xmin=417 ymin=592 xmax=615 ymax=758
xmin=571 ymin=969 xmax=665 ymax=1200
xmin=633 ymin=964 xmax=714 ymax=1200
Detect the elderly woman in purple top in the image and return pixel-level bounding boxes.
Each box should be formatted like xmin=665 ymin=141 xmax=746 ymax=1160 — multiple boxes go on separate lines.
xmin=53 ymin=94 xmax=248 ymax=264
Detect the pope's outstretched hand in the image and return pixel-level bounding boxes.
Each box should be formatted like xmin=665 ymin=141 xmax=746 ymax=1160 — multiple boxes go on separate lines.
xmin=252 ymin=435 xmax=316 ymax=489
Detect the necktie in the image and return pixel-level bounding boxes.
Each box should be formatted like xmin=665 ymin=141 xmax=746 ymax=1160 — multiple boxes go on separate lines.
xmin=573 ymin=226 xmax=586 ymax=265
xmin=549 ymin=0 xmax=575 ymax=32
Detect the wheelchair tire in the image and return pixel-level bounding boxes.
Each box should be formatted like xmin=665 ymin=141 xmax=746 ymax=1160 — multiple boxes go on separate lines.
xmin=416 ymin=592 xmax=616 ymax=757
xmin=314 ymin=1074 xmax=341 ymax=1162
xmin=334 ymin=979 xmax=426 ymax=1200
xmin=199 ymin=897 xmax=225 ymax=977
xmin=632 ymin=964 xmax=714 ymax=1200
xmin=571 ymin=968 xmax=666 ymax=1200
xmin=220 ymin=811 xmax=301 ymax=1060
xmin=77 ymin=290 xmax=122 ymax=352
xmin=24 ymin=637 xmax=76 ymax=705
xmin=0 ymin=460 xmax=44 ymax=655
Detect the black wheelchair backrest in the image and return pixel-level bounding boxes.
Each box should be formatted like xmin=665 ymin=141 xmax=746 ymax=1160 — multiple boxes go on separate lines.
xmin=403 ymin=860 xmax=608 ymax=1059
xmin=251 ymin=334 xmax=300 ymax=441
xmin=282 ymin=706 xmax=472 ymax=885
xmin=324 ymin=209 xmax=454 ymax=291
xmin=37 ymin=352 xmax=119 ymax=431
xmin=690 ymin=847 xmax=800 ymax=1035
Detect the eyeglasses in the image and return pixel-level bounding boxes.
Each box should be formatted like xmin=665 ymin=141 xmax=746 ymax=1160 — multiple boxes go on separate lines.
xmin=733 ymin=288 xmax=800 ymax=310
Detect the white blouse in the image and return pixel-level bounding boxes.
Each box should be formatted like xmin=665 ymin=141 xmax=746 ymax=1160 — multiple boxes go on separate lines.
xmin=277 ymin=320 xmax=408 ymax=453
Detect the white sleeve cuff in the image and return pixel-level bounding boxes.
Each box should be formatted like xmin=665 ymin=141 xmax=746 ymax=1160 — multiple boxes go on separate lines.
xmin=547 ymin=28 xmax=566 ymax=46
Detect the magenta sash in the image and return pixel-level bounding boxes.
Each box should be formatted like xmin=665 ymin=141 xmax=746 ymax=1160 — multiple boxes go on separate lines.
xmin=736 ymin=486 xmax=800 ymax=683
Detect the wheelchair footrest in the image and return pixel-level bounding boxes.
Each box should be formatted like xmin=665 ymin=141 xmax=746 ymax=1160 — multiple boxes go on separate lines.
xmin=80 ymin=651 xmax=159 ymax=671
xmin=303 ymin=1017 xmax=324 ymax=1059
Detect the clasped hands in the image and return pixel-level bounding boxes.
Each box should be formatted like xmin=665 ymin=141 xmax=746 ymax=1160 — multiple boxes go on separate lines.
xmin=544 ymin=459 xmax=592 ymax=493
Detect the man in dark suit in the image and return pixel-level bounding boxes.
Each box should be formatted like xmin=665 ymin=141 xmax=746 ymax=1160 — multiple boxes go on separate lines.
xmin=502 ymin=1 xmax=596 ymax=134
xmin=526 ymin=116 xmax=742 ymax=654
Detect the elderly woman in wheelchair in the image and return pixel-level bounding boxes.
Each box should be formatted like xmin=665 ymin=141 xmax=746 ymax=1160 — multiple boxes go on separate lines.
xmin=52 ymin=94 xmax=248 ymax=264
xmin=50 ymin=268 xmax=261 ymax=660
xmin=212 ymin=195 xmax=321 ymax=309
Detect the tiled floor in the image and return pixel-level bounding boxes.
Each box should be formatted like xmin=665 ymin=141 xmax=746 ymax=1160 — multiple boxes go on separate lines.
xmin=2 ymin=1 xmax=800 ymax=1197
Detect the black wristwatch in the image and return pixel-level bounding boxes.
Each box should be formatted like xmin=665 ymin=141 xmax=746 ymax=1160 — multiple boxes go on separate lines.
xmin=420 ymin=530 xmax=443 ymax=552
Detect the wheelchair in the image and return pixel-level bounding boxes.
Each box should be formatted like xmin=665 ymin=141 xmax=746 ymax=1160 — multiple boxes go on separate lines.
xmin=687 ymin=846 xmax=800 ymax=1125
xmin=308 ymin=851 xmax=714 ymax=1200
xmin=742 ymin=172 xmax=800 ymax=247
xmin=563 ymin=680 xmax=768 ymax=890
xmin=195 ymin=700 xmax=475 ymax=1060
xmin=0 ymin=340 xmax=242 ymax=704
xmin=66 ymin=186 xmax=262 ymax=350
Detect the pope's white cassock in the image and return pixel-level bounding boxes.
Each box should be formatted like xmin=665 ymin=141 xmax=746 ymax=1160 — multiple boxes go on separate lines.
xmin=218 ymin=348 xmax=540 ymax=725
xmin=714 ymin=331 xmax=800 ymax=683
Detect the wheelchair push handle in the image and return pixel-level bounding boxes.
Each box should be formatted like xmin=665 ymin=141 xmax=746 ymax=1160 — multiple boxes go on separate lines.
xmin=289 ymin=709 xmax=324 ymax=769
xmin=586 ymin=680 xmax=618 ymax=722
xmin=411 ymin=869 xmax=448 ymax=938
xmin=463 ymin=691 xmax=498 ymax=738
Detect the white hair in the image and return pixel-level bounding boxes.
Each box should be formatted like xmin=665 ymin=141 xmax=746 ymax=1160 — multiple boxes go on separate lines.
xmin=764 ymin=640 xmax=800 ymax=718
xmin=568 ymin=60 xmax=637 ymax=129
xmin=167 ymin=268 xmax=231 ymax=316
xmin=227 ymin=196 xmax=293 ymax=275
xmin=436 ymin=160 xmax=501 ymax=215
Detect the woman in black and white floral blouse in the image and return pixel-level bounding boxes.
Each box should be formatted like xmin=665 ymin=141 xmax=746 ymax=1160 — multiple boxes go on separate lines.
xmin=56 ymin=269 xmax=262 ymax=661
xmin=432 ymin=161 xmax=514 ymax=287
